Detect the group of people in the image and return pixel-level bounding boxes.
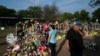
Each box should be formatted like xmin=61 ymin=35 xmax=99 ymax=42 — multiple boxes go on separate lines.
xmin=4 ymin=20 xmax=93 ymax=56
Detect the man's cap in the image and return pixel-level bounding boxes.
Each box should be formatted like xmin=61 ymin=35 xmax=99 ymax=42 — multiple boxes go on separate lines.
xmin=73 ymin=21 xmax=81 ymax=25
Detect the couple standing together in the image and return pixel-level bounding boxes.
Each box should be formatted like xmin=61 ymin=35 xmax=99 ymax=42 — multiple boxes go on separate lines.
xmin=48 ymin=21 xmax=84 ymax=56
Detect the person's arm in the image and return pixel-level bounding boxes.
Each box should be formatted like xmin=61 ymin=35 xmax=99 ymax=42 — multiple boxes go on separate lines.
xmin=47 ymin=32 xmax=51 ymax=45
xmin=74 ymin=26 xmax=84 ymax=37
xmin=77 ymin=29 xmax=84 ymax=37
xmin=55 ymin=30 xmax=58 ymax=38
xmin=66 ymin=31 xmax=70 ymax=51
xmin=66 ymin=39 xmax=70 ymax=50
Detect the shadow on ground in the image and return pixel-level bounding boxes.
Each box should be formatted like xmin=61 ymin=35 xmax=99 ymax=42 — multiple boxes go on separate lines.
xmin=57 ymin=39 xmax=66 ymax=55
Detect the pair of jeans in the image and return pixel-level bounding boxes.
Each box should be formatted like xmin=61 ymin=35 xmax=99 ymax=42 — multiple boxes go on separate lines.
xmin=70 ymin=50 xmax=83 ymax=56
xmin=49 ymin=43 xmax=56 ymax=56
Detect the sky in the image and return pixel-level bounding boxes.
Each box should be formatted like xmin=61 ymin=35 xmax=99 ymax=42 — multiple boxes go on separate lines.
xmin=0 ymin=0 xmax=98 ymax=15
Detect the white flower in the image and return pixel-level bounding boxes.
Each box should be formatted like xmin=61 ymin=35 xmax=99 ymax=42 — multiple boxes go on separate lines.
xmin=6 ymin=33 xmax=18 ymax=45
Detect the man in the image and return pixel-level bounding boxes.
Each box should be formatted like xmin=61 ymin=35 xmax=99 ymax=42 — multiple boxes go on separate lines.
xmin=66 ymin=21 xmax=84 ymax=56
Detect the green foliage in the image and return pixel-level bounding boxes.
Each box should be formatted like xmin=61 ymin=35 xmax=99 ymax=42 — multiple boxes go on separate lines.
xmin=17 ymin=10 xmax=28 ymax=18
xmin=60 ymin=12 xmax=74 ymax=22
xmin=59 ymin=10 xmax=90 ymax=23
xmin=28 ymin=6 xmax=42 ymax=18
xmin=74 ymin=11 xmax=81 ymax=20
xmin=80 ymin=10 xmax=90 ymax=21
xmin=74 ymin=10 xmax=90 ymax=22
xmin=43 ymin=5 xmax=58 ymax=21
xmin=16 ymin=6 xmax=43 ymax=19
xmin=93 ymin=8 xmax=100 ymax=19
xmin=89 ymin=0 xmax=100 ymax=7
xmin=0 ymin=5 xmax=16 ymax=17
xmin=7 ymin=9 xmax=16 ymax=17
xmin=0 ymin=5 xmax=92 ymax=22
xmin=92 ymin=8 xmax=100 ymax=22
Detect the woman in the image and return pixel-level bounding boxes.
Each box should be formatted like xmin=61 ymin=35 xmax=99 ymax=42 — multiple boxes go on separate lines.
xmin=48 ymin=25 xmax=57 ymax=56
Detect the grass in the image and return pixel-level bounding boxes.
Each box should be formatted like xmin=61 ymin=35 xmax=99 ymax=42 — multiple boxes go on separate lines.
xmin=0 ymin=37 xmax=6 ymax=43
xmin=0 ymin=26 xmax=16 ymax=43
xmin=0 ymin=26 xmax=16 ymax=56
xmin=0 ymin=26 xmax=16 ymax=37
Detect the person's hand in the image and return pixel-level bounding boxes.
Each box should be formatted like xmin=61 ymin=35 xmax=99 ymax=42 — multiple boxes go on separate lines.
xmin=66 ymin=40 xmax=70 ymax=51
xmin=67 ymin=46 xmax=70 ymax=51
xmin=74 ymin=25 xmax=84 ymax=36
xmin=47 ymin=42 xmax=49 ymax=45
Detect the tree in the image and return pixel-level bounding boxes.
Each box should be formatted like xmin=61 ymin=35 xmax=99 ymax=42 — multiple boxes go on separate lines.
xmin=43 ymin=5 xmax=58 ymax=21
xmin=80 ymin=10 xmax=90 ymax=22
xmin=43 ymin=5 xmax=50 ymax=20
xmin=50 ymin=4 xmax=58 ymax=19
xmin=0 ymin=5 xmax=16 ymax=17
xmin=59 ymin=12 xmax=74 ymax=22
xmin=89 ymin=0 xmax=100 ymax=7
xmin=92 ymin=8 xmax=100 ymax=22
xmin=63 ymin=12 xmax=74 ymax=20
xmin=8 ymin=9 xmax=16 ymax=17
xmin=74 ymin=11 xmax=81 ymax=20
xmin=17 ymin=10 xmax=28 ymax=18
xmin=0 ymin=5 xmax=7 ymax=17
xmin=74 ymin=10 xmax=90 ymax=22
xmin=28 ymin=6 xmax=42 ymax=18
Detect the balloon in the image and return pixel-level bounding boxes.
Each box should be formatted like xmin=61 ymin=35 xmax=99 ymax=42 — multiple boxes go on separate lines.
xmin=43 ymin=23 xmax=48 ymax=31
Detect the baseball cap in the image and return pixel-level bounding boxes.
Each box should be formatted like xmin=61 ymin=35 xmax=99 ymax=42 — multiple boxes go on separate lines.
xmin=73 ymin=21 xmax=81 ymax=25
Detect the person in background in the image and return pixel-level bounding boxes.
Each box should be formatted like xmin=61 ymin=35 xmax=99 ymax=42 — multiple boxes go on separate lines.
xmin=17 ymin=26 xmax=24 ymax=40
xmin=36 ymin=25 xmax=41 ymax=34
xmin=48 ymin=25 xmax=57 ymax=56
xmin=66 ymin=21 xmax=84 ymax=56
